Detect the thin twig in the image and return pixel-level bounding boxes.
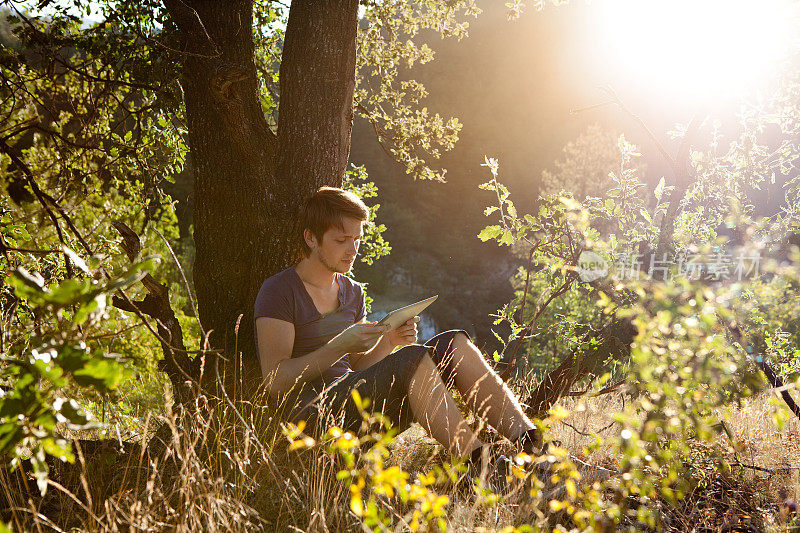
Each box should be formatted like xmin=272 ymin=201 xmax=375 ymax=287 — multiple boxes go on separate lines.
xmin=561 ymin=419 xmax=616 ymax=437
xmin=563 ymin=379 xmax=626 ymax=397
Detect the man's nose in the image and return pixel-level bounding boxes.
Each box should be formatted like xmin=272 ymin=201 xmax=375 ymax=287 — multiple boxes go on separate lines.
xmin=349 ymin=240 xmax=358 ymax=255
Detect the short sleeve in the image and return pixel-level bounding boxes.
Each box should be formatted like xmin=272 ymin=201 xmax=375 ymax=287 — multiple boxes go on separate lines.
xmin=254 ymin=278 xmax=294 ymax=323
xmin=355 ymin=283 xmax=366 ymax=323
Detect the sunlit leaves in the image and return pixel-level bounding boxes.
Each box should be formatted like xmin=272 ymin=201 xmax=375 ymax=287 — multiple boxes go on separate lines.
xmin=474 ymin=89 xmax=800 ymax=527
xmin=343 ymin=165 xmax=390 ymax=268
xmin=477 ymin=225 xmax=503 ymax=242
xmin=0 ymin=247 xmax=151 ymax=492
xmin=354 ymin=1 xmax=480 ymax=181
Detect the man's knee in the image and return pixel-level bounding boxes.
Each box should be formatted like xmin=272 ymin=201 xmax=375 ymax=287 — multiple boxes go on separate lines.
xmin=427 ymin=330 xmax=472 ymax=363
xmin=452 ymin=331 xmax=471 ymax=349
xmin=397 ymin=345 xmax=435 ymax=386
xmin=443 ymin=332 xmax=476 ymax=370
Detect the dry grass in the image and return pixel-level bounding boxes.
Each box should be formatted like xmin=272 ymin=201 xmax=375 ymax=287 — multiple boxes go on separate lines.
xmin=549 ymin=391 xmax=800 ymax=531
xmin=1 ymin=385 xmax=798 ymax=531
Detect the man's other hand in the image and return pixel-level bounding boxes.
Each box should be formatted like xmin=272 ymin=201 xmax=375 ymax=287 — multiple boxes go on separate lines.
xmin=386 ymin=316 xmax=420 ymax=348
xmin=332 ymin=322 xmax=390 ymax=353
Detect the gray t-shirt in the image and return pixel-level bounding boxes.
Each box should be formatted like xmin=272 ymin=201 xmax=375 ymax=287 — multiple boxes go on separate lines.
xmin=253 ymin=266 xmax=366 ymax=384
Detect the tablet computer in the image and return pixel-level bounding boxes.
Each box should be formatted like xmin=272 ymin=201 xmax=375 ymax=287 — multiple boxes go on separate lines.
xmin=376 ymin=295 xmax=438 ymax=330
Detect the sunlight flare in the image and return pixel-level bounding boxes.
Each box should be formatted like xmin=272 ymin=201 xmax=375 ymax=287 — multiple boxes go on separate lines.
xmin=603 ymin=0 xmax=798 ymax=98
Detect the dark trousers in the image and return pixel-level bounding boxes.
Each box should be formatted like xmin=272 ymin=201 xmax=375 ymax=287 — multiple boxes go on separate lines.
xmin=284 ymin=329 xmax=471 ymax=435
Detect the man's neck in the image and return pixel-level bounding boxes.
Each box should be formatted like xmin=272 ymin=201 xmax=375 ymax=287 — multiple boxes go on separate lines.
xmin=294 ymin=257 xmax=338 ymax=290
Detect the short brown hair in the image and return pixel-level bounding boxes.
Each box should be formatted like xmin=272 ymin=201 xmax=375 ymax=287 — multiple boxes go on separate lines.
xmin=297 ymin=186 xmax=369 ymax=257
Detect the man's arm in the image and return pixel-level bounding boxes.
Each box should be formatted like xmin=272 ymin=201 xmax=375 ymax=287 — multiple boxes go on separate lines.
xmin=257 ymin=317 xmax=388 ymax=397
xmin=350 ymin=334 xmax=395 ymax=370
xmin=257 ymin=317 xmax=346 ymax=397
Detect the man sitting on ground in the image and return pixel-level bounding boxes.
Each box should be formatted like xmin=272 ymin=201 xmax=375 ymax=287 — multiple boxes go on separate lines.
xmin=254 ymin=186 xmax=540 ymax=466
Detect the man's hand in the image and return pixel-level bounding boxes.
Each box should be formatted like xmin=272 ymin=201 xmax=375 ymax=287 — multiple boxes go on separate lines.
xmin=331 ymin=322 xmax=390 ymax=353
xmin=385 ymin=316 xmax=420 ymax=348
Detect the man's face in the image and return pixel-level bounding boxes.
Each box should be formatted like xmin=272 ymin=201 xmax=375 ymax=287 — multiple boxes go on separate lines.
xmin=307 ymin=217 xmax=363 ymax=274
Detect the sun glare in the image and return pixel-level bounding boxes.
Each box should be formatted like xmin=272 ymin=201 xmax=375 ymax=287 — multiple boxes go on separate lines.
xmin=603 ymin=0 xmax=798 ymax=99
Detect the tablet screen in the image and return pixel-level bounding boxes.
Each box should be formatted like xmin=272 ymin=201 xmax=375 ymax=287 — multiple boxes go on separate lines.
xmin=376 ymin=295 xmax=438 ymax=330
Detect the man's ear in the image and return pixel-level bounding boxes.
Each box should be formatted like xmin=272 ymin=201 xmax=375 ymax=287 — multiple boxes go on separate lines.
xmin=303 ymin=228 xmax=317 ymax=249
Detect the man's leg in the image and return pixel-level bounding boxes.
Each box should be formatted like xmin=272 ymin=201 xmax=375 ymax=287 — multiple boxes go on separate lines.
xmin=407 ymin=353 xmax=484 ymax=457
xmin=427 ymin=331 xmax=535 ymax=441
xmin=307 ymin=345 xmax=484 ymax=458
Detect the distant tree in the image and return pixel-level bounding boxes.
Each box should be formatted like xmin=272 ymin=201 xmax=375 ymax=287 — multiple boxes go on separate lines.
xmin=540 ymin=123 xmax=645 ymax=200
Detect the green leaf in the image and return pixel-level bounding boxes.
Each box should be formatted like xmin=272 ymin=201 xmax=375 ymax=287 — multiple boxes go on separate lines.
xmin=506 ymin=201 xmax=517 ymax=219
xmin=72 ymin=297 xmax=99 ymax=326
xmin=105 ymin=257 xmax=158 ymax=292
xmin=40 ymin=437 xmax=74 ymax=463
xmin=0 ymin=422 xmax=25 ymax=456
xmin=61 ymin=245 xmax=88 ymax=273
xmin=499 ymin=231 xmax=515 ymax=246
xmin=55 ymin=344 xmax=92 ymax=373
xmin=73 ymin=359 xmax=128 ymax=391
xmin=477 ymin=225 xmax=502 ymax=242
xmin=10 ymin=224 xmax=30 ymax=242
xmin=47 ymin=279 xmax=92 ymax=307
xmin=654 ymin=177 xmax=665 ymax=202
xmin=483 ymin=206 xmax=499 ymax=216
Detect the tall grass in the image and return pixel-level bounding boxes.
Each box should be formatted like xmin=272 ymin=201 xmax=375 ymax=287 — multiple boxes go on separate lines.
xmin=0 ymin=373 xmax=797 ymax=531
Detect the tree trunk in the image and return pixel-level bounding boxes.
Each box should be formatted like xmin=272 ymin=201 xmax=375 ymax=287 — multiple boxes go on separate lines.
xmin=276 ymin=0 xmax=359 ymax=190
xmin=162 ymin=0 xmax=360 ymax=394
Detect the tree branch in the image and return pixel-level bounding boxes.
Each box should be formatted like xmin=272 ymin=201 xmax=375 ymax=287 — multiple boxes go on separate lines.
xmin=523 ymin=318 xmax=637 ymax=419
xmin=110 ymin=221 xmax=200 ymax=407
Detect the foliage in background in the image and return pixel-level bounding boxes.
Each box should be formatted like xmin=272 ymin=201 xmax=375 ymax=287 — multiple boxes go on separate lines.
xmin=540 ymin=123 xmax=642 ymax=201
xmin=471 ymin=54 xmax=800 ymax=527
xmin=355 ymin=0 xmax=481 ymax=181
xmin=0 ymin=1 xmax=193 ymax=485
xmin=1 ymin=253 xmax=152 ymax=493
xmin=343 ymin=163 xmax=391 ymax=314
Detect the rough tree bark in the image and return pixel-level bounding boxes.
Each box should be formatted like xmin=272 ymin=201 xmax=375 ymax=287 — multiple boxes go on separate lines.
xmin=161 ymin=0 xmax=359 ymax=394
